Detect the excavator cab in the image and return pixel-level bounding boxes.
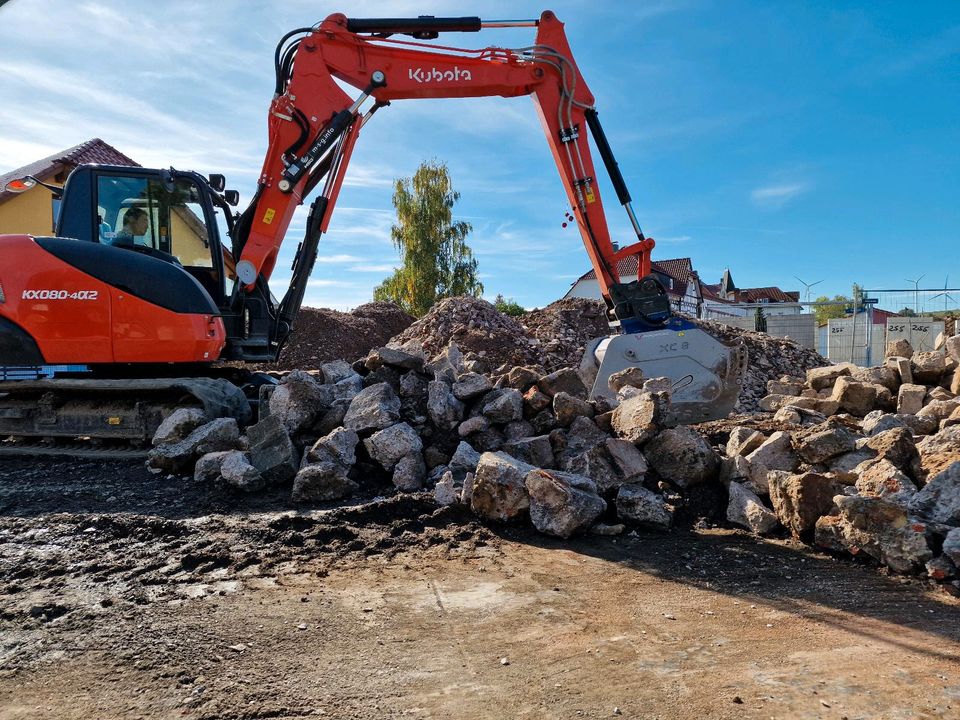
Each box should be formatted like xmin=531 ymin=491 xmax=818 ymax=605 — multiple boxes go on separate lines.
xmin=58 ymin=166 xmax=235 ymax=305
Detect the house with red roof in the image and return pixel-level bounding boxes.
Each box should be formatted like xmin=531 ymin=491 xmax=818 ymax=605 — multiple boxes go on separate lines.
xmin=0 ymin=138 xmax=139 ymax=236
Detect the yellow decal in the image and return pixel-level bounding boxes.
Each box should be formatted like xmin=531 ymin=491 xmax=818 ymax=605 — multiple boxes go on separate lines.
xmin=107 ymin=416 xmax=121 ymax=425
xmin=678 ymin=331 xmax=685 ymax=337
xmin=262 ymin=208 xmax=276 ymax=225
xmin=585 ymin=187 xmax=596 ymax=204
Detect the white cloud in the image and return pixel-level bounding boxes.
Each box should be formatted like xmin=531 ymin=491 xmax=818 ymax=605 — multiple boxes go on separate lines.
xmin=750 ymin=182 xmax=810 ymax=208
xmin=316 ymin=254 xmax=365 ymax=263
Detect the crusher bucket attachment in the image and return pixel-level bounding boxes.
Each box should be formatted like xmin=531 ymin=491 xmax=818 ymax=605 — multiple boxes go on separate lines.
xmin=0 ymin=376 xmax=252 ymax=443
xmin=582 ymin=319 xmax=748 ymax=425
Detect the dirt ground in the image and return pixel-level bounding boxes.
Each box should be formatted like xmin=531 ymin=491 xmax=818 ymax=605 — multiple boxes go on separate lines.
xmin=1 ymin=457 xmax=959 ymax=720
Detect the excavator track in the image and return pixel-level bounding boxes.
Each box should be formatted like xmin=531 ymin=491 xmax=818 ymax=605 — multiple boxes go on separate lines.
xmin=0 ymin=437 xmax=150 ymax=460
xmin=0 ymin=377 xmax=251 ymax=445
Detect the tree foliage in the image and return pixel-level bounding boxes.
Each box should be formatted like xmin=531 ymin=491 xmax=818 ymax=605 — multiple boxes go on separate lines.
xmin=373 ymin=161 xmax=482 ymax=316
xmin=754 ymin=305 xmax=767 ymax=333
xmin=814 ymin=294 xmax=850 ymax=325
xmin=494 ymin=294 xmax=526 ymax=317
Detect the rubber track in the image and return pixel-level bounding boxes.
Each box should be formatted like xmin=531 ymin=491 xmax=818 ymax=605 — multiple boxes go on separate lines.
xmin=0 ymin=440 xmax=149 ymax=460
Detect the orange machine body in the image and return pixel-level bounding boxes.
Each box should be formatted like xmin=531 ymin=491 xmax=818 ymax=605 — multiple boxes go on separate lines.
xmin=0 ymin=234 xmax=226 ymax=365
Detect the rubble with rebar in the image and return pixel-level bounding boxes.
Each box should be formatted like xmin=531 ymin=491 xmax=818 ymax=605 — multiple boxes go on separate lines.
xmin=149 ymin=298 xmax=960 ymax=592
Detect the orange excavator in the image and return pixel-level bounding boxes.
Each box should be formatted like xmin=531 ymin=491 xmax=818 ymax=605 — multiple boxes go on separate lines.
xmin=0 ymin=11 xmax=746 ymax=444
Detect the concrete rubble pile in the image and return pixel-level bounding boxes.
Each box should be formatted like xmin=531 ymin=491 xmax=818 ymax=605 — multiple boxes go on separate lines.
xmin=145 ymin=297 xmax=960 ymax=591
xmin=734 ymin=334 xmax=960 ymax=587
xmin=696 ymin=319 xmax=829 ymax=413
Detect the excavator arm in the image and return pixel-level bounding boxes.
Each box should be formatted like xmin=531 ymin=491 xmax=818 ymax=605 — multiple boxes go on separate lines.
xmin=234 ymin=11 xmax=662 ymax=329
xmin=232 ymin=10 xmax=745 ymax=422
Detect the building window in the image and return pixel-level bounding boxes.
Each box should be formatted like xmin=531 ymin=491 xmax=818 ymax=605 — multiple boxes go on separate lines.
xmin=51 ymin=197 xmax=62 ymax=230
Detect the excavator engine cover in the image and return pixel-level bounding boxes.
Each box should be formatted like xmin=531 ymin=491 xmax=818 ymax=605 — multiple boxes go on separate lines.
xmin=583 ymin=321 xmax=748 ymax=425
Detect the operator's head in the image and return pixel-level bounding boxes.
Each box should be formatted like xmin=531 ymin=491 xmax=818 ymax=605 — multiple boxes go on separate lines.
xmin=123 ymin=207 xmax=149 ymax=236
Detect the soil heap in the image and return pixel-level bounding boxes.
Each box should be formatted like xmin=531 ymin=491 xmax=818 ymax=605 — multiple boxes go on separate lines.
xmin=273 ymin=302 xmax=414 ymax=369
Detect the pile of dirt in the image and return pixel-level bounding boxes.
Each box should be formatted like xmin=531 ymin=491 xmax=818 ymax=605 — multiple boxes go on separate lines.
xmin=273 ymin=302 xmax=414 ymax=370
xmin=389 ymin=296 xmax=540 ymax=371
xmin=523 ymin=298 xmax=610 ymax=371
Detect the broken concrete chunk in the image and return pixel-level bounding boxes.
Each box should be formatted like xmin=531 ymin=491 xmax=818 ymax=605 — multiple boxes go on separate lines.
xmin=246 ymin=414 xmax=298 ymax=484
xmin=458 ymin=416 xmax=490 ymax=437
xmin=291 ymin=461 xmax=358 ymax=503
xmin=943 ymin=527 xmax=960 ymax=567
xmin=815 ymin=494 xmax=931 ymax=574
xmin=604 ymin=437 xmax=648 ymax=482
xmin=426 ymin=380 xmax=465 ymax=431
xmin=862 ymin=427 xmax=917 ymax=469
xmin=194 ymin=450 xmax=232 ymax=484
xmin=481 ymin=388 xmax=524 ymax=424
xmin=885 ymin=339 xmax=914 ymax=359
xmin=504 ymin=365 xmax=540 ymax=391
xmin=897 ymin=383 xmax=927 ymax=415
xmin=434 ymin=470 xmax=459 ymax=506
xmin=343 ymin=382 xmax=401 ymax=433
xmin=470 ymin=451 xmax=535 ymax=521
xmin=862 ymin=411 xmax=909 ymax=436
xmin=524 ymin=468 xmax=605 ymax=538
xmin=220 ymin=450 xmax=264 ymax=492
xmin=564 ymin=444 xmax=621 ymax=494
xmin=364 ymin=422 xmax=423 ymax=470
xmin=553 ymin=391 xmax=594 ymax=427
xmin=807 ymin=363 xmax=855 ymax=391
xmin=452 ymin=372 xmax=493 ymax=401
xmin=366 ymin=346 xmax=425 ymax=373
xmin=768 ymin=472 xmax=841 ymax=540
xmin=307 ymin=427 xmax=359 ymax=468
xmin=503 ymin=435 xmax=555 ymax=469
xmin=148 ymin=417 xmax=240 ymax=474
xmin=854 ymin=458 xmax=917 ymax=503
xmin=911 ymin=351 xmax=947 ymax=385
xmin=914 ymin=424 xmax=960 ymax=482
xmin=449 ymin=441 xmax=482 ymax=480
xmin=537 ymin=367 xmax=588 ymax=399
xmin=522 ymin=385 xmax=552 ymax=414
xmin=320 ymin=359 xmax=357 ymax=385
xmin=269 ymin=370 xmax=331 ymax=434
xmin=607 ymin=367 xmax=645 ymax=394
xmin=746 ymin=431 xmax=799 ymax=474
xmin=610 ymin=391 xmax=665 ymax=446
xmin=907 ymin=461 xmax=960 ymax=526
xmin=392 ymin=452 xmax=427 ymax=491
xmin=725 ymin=427 xmax=766 ymax=457
xmin=644 ymin=427 xmax=720 ymax=488
xmin=152 ymin=407 xmax=207 ymax=446
xmin=727 ymin=481 xmax=779 ymax=535
xmin=830 ymin=376 xmax=877 ymax=417
xmin=794 ymin=425 xmax=858 ymax=465
xmin=615 ymin=484 xmax=673 ymax=529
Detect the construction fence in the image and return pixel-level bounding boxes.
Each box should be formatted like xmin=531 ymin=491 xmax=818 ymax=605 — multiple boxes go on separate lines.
xmin=712 ymin=287 xmax=959 ymax=367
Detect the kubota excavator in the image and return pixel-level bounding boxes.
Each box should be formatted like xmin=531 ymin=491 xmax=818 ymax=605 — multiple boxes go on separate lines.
xmin=0 ymin=11 xmax=746 ymax=447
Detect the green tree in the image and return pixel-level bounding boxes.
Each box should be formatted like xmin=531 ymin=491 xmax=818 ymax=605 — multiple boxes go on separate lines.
xmin=814 ymin=294 xmax=850 ymax=325
xmin=373 ymin=160 xmax=482 ymax=316
xmin=494 ymin=294 xmax=526 ymax=317
xmin=898 ymin=307 xmax=918 ymax=317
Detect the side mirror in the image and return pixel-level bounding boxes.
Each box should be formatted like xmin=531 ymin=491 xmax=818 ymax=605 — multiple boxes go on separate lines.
xmin=224 ymin=189 xmax=240 ymax=206
xmin=208 ymin=174 xmax=226 ymax=192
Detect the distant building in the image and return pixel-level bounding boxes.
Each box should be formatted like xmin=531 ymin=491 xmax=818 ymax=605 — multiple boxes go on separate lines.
xmin=563 ymin=261 xmax=801 ymax=318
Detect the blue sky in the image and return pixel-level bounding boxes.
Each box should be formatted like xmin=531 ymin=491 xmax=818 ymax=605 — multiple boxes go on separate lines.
xmin=1 ymin=0 xmax=957 ymax=310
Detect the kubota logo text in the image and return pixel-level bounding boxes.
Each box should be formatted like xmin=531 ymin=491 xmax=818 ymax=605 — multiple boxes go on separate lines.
xmin=408 ymin=66 xmax=473 ymax=83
